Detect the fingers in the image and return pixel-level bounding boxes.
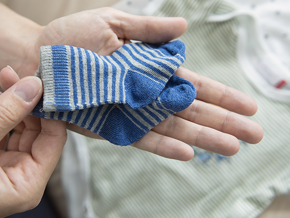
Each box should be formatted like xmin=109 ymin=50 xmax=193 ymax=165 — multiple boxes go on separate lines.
xmin=6 ymin=123 xmax=25 ymax=151
xmin=68 ymin=123 xmax=194 ymax=161
xmin=132 ymin=131 xmax=194 ymax=161
xmin=176 ymin=100 xmax=264 ymax=144
xmin=0 ymin=68 xmax=42 ymax=141
xmin=175 ymin=67 xmax=258 ymax=116
xmin=0 ymin=135 xmax=8 ymax=150
xmin=0 ymin=65 xmax=20 ymax=90
xmin=105 ymin=8 xmax=187 ymax=43
xmin=17 ymin=116 xmax=41 ymax=153
xmin=153 ymin=115 xmax=240 ymax=156
xmin=31 ymin=119 xmax=67 ymax=179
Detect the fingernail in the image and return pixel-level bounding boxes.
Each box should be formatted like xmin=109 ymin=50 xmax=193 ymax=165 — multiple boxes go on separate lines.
xmin=6 ymin=65 xmax=16 ymax=73
xmin=14 ymin=77 xmax=42 ymax=102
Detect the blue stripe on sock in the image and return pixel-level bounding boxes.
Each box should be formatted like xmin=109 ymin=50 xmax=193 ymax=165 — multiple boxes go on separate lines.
xmin=115 ymin=49 xmax=163 ymax=82
xmin=66 ymin=111 xmax=74 ymax=123
xmin=137 ymin=43 xmax=182 ymax=67
xmin=123 ymin=45 xmax=171 ymax=79
xmin=109 ymin=54 xmax=126 ymax=103
xmin=77 ymin=48 xmax=86 ymax=109
xmin=133 ymin=43 xmax=182 ymax=71
xmin=161 ymin=41 xmax=186 ymax=57
xmin=147 ymin=104 xmax=169 ymax=118
xmin=50 ymin=112 xmax=55 ymax=119
xmin=144 ymin=41 xmax=185 ymax=57
xmin=85 ymin=50 xmax=93 ymax=108
xmin=151 ymin=42 xmax=186 ymax=64
xmin=141 ymin=106 xmax=163 ymax=123
xmin=87 ymin=106 xmax=103 ymax=130
xmin=142 ymin=43 xmax=166 ymax=55
xmin=138 ymin=44 xmax=184 ymax=70
xmin=155 ymin=97 xmax=175 ymax=114
xmin=73 ymin=109 xmax=83 ymax=125
xmin=70 ymin=46 xmax=79 ymax=111
xmin=118 ymin=105 xmax=151 ymax=131
xmin=81 ymin=107 xmax=93 ymax=128
xmin=52 ymin=45 xmax=71 ymax=111
xmin=58 ymin=112 xmax=64 ymax=120
xmin=134 ymin=109 xmax=157 ymax=127
xmin=92 ymin=105 xmax=115 ymax=133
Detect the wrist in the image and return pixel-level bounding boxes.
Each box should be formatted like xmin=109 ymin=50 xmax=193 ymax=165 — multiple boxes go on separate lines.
xmin=0 ymin=3 xmax=44 ymax=77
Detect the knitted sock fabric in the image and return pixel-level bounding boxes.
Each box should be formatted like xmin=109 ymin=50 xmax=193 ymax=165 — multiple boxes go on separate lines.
xmin=32 ymin=75 xmax=195 ymax=145
xmin=32 ymin=41 xmax=196 ymax=145
xmin=37 ymin=40 xmax=186 ymax=112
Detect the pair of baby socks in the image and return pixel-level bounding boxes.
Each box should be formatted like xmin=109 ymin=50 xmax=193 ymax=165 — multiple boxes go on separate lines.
xmin=32 ymin=40 xmax=196 ymax=145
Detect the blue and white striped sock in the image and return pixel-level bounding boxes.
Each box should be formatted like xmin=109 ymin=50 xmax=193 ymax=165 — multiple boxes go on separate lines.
xmin=32 ymin=41 xmax=196 ymax=145
xmin=32 ymin=74 xmax=196 ymax=145
xmin=37 ymin=40 xmax=186 ymax=112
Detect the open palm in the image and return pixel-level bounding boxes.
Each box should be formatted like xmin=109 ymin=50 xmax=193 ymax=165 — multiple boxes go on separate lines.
xmin=6 ymin=7 xmax=263 ymax=161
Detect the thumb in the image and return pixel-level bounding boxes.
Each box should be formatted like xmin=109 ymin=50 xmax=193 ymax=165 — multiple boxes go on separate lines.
xmin=0 ymin=76 xmax=42 ymax=140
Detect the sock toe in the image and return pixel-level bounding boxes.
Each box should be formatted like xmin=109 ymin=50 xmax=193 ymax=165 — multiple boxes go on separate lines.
xmin=157 ymin=75 xmax=196 ymax=112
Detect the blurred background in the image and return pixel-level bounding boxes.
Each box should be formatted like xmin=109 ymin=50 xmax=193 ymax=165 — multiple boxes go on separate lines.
xmin=2 ymin=0 xmax=290 ymax=217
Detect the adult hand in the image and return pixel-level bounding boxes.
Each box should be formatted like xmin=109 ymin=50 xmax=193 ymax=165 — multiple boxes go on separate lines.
xmin=34 ymin=8 xmax=263 ymax=160
xmin=67 ymin=67 xmax=263 ymax=161
xmin=0 ymin=66 xmax=67 ymax=217
xmin=0 ymin=6 xmax=263 ymax=161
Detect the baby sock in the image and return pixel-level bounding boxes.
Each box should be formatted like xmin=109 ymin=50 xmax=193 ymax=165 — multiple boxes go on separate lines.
xmin=32 ymin=75 xmax=196 ymax=145
xmin=36 ymin=40 xmax=186 ymax=112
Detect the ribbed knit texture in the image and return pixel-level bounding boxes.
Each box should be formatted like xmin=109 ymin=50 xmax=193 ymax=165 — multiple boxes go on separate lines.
xmin=32 ymin=41 xmax=196 ymax=145
xmin=83 ymin=0 xmax=290 ymax=218
xmin=36 ymin=40 xmax=186 ymax=112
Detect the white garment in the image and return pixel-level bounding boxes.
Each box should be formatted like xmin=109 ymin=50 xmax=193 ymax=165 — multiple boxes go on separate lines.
xmin=233 ymin=0 xmax=290 ymax=70
xmin=230 ymin=0 xmax=290 ymax=101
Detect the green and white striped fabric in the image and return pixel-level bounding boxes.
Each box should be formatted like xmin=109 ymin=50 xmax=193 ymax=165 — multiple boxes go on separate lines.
xmin=84 ymin=0 xmax=290 ymax=217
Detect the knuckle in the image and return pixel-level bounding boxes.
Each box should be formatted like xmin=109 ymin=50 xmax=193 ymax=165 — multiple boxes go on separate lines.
xmin=0 ymin=103 xmax=18 ymax=127
xmin=195 ymin=74 xmax=203 ymax=91
xmin=221 ymin=111 xmax=230 ymax=131
xmin=188 ymin=100 xmax=200 ymax=122
xmin=219 ymin=85 xmax=228 ymax=106
xmin=194 ymin=126 xmax=203 ymax=146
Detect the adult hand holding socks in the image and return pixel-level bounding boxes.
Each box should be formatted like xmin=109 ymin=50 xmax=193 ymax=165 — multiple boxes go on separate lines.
xmin=32 ymin=40 xmax=196 ymax=145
